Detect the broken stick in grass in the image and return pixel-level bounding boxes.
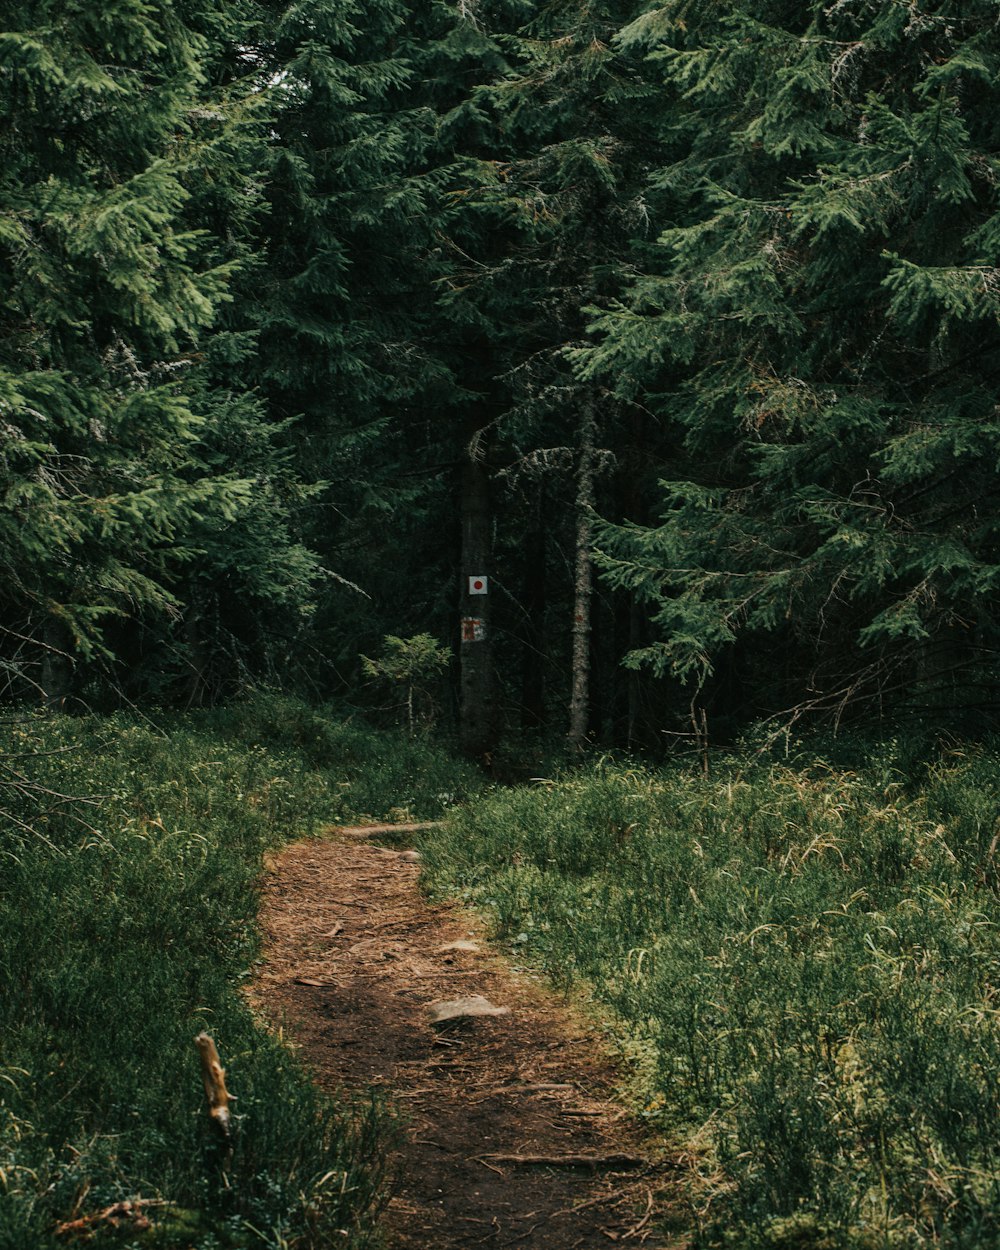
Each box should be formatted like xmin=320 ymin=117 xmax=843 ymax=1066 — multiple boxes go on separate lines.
xmin=55 ymin=1198 xmax=167 ymax=1238
xmin=479 ymin=1152 xmax=646 ymax=1169
xmin=194 ymin=1032 xmax=233 ymax=1137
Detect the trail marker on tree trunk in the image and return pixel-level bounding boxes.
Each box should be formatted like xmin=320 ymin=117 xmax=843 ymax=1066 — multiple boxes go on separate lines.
xmin=461 ymin=618 xmax=486 ymax=642
xmin=459 ymin=441 xmax=496 ymax=757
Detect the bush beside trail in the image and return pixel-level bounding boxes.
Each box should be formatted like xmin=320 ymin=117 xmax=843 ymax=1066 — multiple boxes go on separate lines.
xmin=0 ymin=697 xmax=481 ymax=1249
xmin=420 ymin=744 xmax=1000 ymax=1250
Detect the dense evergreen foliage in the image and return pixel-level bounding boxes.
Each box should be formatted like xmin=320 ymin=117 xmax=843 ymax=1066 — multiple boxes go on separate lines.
xmin=3 ymin=0 xmax=999 ymax=738
xmin=0 ymin=0 xmax=306 ymax=701
xmin=4 ymin=6 xmax=1000 ymax=1246
xmin=587 ymin=0 xmax=1000 ymax=736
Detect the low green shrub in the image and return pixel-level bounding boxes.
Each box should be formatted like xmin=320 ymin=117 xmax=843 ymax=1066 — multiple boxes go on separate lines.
xmin=420 ymin=745 xmax=1000 ymax=1249
xmin=190 ymin=692 xmax=485 ymax=821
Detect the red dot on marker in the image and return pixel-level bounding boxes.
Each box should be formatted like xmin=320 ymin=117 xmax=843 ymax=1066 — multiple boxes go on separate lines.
xmin=473 ymin=580 xmax=484 ymax=590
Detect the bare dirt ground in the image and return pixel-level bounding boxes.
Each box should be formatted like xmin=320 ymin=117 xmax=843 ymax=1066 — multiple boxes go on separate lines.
xmin=251 ymin=824 xmax=688 ymax=1250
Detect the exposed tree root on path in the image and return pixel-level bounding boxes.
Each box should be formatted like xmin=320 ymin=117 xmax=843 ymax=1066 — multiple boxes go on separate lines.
xmin=250 ymin=825 xmax=689 ymax=1249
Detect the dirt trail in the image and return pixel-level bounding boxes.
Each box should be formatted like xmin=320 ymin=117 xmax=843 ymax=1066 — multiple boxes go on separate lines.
xmin=251 ymin=825 xmax=685 ymax=1250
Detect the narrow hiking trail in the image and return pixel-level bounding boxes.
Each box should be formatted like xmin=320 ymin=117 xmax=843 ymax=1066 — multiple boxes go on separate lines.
xmin=251 ymin=825 xmax=686 ymax=1250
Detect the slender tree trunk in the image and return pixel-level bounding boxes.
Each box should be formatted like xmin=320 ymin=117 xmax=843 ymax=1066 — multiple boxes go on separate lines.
xmin=520 ymin=479 xmax=546 ymax=729
xmin=621 ymin=431 xmax=645 ymax=750
xmin=41 ymin=616 xmax=72 ymax=706
xmin=459 ymin=433 xmax=495 ymax=758
xmin=184 ymin=605 xmax=206 ymax=709
xmin=568 ymin=403 xmax=597 ymax=751
xmin=627 ymin=597 xmax=642 ymax=749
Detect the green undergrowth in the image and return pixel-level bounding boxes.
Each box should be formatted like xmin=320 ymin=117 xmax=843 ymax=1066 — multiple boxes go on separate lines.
xmin=0 ymin=697 xmax=482 ymax=1249
xmin=188 ymin=693 xmax=485 ymax=823
xmin=419 ymin=742 xmax=1000 ymax=1250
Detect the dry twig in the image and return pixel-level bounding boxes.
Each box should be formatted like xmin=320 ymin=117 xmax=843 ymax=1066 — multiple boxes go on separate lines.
xmin=55 ymin=1198 xmax=166 ymax=1238
xmin=480 ymin=1152 xmax=646 ymax=1169
xmin=194 ymin=1033 xmax=233 ymax=1136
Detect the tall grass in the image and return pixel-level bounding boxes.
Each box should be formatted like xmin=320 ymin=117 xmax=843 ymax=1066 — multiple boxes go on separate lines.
xmin=0 ymin=698 xmax=481 ymax=1248
xmin=420 ymin=745 xmax=1000 ymax=1249
xmin=192 ymin=692 xmax=485 ymax=822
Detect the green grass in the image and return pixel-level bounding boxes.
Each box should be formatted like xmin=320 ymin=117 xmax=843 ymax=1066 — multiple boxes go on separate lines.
xmin=419 ymin=744 xmax=1000 ymax=1250
xmin=0 ymin=696 xmax=482 ymax=1248
xmin=190 ymin=692 xmax=485 ymax=822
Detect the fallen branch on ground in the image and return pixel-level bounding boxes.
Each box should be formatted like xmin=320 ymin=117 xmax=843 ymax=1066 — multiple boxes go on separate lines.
xmin=55 ymin=1198 xmax=166 ymax=1238
xmin=479 ymin=1152 xmax=646 ymax=1169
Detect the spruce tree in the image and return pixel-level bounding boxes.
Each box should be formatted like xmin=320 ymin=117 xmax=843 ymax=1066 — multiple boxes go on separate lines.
xmin=586 ymin=0 xmax=1000 ymax=729
xmin=0 ymin=0 xmax=313 ymax=700
xmin=250 ymin=0 xmax=492 ymax=695
xmin=463 ymin=0 xmax=660 ymax=745
xmin=249 ymin=0 xmax=544 ymax=744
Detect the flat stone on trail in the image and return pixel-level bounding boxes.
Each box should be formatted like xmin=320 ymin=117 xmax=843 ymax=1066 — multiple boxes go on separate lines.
xmin=427 ymin=994 xmax=510 ymax=1024
xmin=436 ymin=940 xmax=480 ymax=954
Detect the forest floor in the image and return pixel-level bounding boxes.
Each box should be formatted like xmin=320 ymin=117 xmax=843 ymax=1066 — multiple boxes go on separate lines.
xmin=250 ymin=824 xmax=688 ymax=1250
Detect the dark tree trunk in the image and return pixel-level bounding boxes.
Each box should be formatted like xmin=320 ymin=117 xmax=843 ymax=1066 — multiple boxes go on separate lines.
xmin=568 ymin=403 xmax=597 ymax=751
xmin=41 ymin=617 xmax=72 ymax=707
xmin=459 ymin=435 xmax=496 ymax=758
xmin=627 ymin=596 xmax=642 ymax=749
xmin=520 ymin=479 xmax=546 ymax=729
xmin=184 ymin=604 xmax=207 ymax=709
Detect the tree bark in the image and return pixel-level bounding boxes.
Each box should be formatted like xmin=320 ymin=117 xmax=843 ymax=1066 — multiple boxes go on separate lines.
xmin=520 ymin=479 xmax=546 ymax=729
xmin=459 ymin=433 xmax=496 ymax=759
xmin=568 ymin=403 xmax=597 ymax=751
xmin=627 ymin=596 xmax=642 ymax=749
xmin=41 ymin=616 xmax=72 ymax=707
xmin=183 ymin=606 xmax=206 ymax=709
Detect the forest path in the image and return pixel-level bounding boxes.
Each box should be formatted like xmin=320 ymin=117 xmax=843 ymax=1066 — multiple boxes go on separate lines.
xmin=250 ymin=824 xmax=687 ymax=1250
